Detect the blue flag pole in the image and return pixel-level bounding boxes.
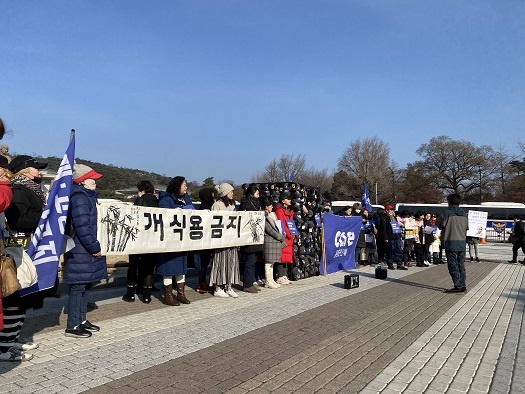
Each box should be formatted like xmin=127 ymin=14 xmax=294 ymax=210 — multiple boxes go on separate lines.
xmin=20 ymin=130 xmax=75 ymax=296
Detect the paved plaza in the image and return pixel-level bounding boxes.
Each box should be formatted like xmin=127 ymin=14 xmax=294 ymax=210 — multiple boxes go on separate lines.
xmin=0 ymin=242 xmax=524 ymax=393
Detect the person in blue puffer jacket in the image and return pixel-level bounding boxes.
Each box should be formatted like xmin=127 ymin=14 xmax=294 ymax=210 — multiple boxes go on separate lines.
xmin=63 ymin=163 xmax=107 ymax=339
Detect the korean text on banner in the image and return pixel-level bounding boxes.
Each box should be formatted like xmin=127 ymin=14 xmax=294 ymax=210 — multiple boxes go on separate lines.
xmin=97 ymin=204 xmax=265 ymax=255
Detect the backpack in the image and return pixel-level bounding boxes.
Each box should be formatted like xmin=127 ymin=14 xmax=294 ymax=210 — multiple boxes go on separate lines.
xmin=4 ymin=184 xmax=44 ymax=233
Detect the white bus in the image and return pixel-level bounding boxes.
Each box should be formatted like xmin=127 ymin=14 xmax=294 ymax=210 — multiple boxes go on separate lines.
xmin=331 ymin=201 xmax=384 ymax=214
xmin=395 ymin=202 xmax=525 ymax=242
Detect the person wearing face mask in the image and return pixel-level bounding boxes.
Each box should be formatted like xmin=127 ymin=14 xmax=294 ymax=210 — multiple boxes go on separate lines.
xmin=4 ymin=155 xmax=48 ymax=234
xmin=62 ymin=163 xmax=107 ymax=338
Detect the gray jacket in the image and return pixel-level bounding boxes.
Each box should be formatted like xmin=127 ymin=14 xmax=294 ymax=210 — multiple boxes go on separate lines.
xmin=264 ymin=212 xmax=286 ymax=264
xmin=436 ymin=205 xmax=468 ymax=252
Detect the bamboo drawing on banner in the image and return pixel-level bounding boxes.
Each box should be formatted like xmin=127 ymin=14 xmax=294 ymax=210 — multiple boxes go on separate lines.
xmin=101 ymin=205 xmax=139 ymax=252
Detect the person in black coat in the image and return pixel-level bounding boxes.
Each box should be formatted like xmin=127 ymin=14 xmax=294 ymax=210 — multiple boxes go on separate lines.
xmin=195 ymin=187 xmax=215 ymax=293
xmin=510 ymin=214 xmax=525 ymax=264
xmin=239 ymin=185 xmax=264 ymax=293
xmin=122 ymin=180 xmax=159 ymax=303
xmin=378 ymin=205 xmax=407 ymax=270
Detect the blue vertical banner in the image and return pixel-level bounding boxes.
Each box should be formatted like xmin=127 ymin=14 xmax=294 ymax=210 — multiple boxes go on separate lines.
xmin=321 ymin=213 xmax=362 ymax=274
xmin=20 ymin=131 xmax=75 ymax=296
xmin=361 ymin=182 xmax=373 ymax=212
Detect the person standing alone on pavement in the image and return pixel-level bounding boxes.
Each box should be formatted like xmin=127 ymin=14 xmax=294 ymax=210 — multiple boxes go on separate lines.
xmin=436 ymin=193 xmax=469 ymax=293
xmin=508 ymin=214 xmax=525 ymax=264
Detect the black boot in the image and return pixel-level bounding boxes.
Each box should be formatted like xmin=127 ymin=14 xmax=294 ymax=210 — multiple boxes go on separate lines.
xmin=142 ymin=286 xmax=152 ymax=304
xmin=122 ymin=285 xmax=136 ymax=302
xmin=176 ymin=282 xmax=191 ymax=305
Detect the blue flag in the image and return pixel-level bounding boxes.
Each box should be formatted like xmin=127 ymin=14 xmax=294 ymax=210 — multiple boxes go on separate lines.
xmin=361 ymin=182 xmax=373 ymax=212
xmin=20 ymin=132 xmax=75 ymax=296
xmin=321 ymin=213 xmax=362 ymax=274
xmin=289 ymin=172 xmax=294 ymax=182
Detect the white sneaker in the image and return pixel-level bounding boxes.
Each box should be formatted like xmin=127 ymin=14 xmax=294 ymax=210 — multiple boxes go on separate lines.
xmin=277 ymin=276 xmax=292 ymax=285
xmin=0 ymin=347 xmax=33 ymax=362
xmin=213 ymin=288 xmax=229 ymax=298
xmin=13 ymin=339 xmax=39 ymax=351
xmin=225 ymin=288 xmax=239 ymax=298
xmin=423 ymin=261 xmax=430 ymax=266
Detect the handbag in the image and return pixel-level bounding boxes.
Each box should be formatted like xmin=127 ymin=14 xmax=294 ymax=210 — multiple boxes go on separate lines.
xmin=1 ymin=254 xmax=20 ymax=298
xmin=508 ymin=234 xmax=518 ymax=245
xmin=5 ymin=245 xmax=38 ymax=289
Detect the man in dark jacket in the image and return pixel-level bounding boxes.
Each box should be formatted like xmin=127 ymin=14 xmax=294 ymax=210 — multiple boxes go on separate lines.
xmin=509 ymin=214 xmax=525 ymax=264
xmin=436 ymin=193 xmax=468 ymax=293
xmin=379 ymin=205 xmax=407 ymax=270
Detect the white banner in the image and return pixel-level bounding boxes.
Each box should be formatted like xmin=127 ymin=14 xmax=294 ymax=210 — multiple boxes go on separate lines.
xmin=97 ymin=203 xmax=265 ymax=255
xmin=467 ymin=210 xmax=488 ymax=238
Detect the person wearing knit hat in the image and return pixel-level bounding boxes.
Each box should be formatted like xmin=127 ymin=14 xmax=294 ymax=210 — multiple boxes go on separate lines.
xmin=215 ymin=182 xmax=234 ymax=198
xmin=63 ymin=162 xmax=106 ymax=338
xmin=209 ymin=183 xmax=240 ymax=298
xmin=72 ymin=163 xmax=102 ymax=185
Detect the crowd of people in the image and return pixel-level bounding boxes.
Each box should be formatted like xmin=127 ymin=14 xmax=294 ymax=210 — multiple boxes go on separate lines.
xmin=0 ymin=115 xmax=522 ymax=362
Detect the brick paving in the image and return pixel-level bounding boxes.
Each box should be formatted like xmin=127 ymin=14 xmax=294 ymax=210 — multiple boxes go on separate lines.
xmin=0 ymin=243 xmax=522 ymax=394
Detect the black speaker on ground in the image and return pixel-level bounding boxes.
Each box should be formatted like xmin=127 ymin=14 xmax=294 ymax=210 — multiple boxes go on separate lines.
xmin=344 ymin=274 xmax=360 ymax=289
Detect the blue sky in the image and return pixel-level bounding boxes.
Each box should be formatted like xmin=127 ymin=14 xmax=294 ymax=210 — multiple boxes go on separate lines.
xmin=1 ymin=1 xmax=524 ymax=185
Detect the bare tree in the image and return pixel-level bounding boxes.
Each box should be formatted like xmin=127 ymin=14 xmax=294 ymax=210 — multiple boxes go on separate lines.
xmin=300 ymin=168 xmax=333 ymax=195
xmin=415 ymin=136 xmax=497 ymax=201
xmin=337 ymin=136 xmax=394 ymax=203
xmin=491 ymin=144 xmax=517 ymax=198
xmin=252 ymin=154 xmax=307 ymax=183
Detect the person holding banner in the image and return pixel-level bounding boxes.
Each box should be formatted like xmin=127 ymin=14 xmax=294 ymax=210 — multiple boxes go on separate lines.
xmin=239 ymin=185 xmax=263 ymax=294
xmin=63 ymin=164 xmax=107 ymax=338
xmin=261 ymin=197 xmax=283 ymax=289
xmin=195 ymin=187 xmax=216 ymax=294
xmin=122 ymin=180 xmax=159 ymax=303
xmin=157 ymin=176 xmax=194 ymax=306
xmin=209 ymin=183 xmax=241 ymax=298
xmin=273 ymin=191 xmax=294 ymax=285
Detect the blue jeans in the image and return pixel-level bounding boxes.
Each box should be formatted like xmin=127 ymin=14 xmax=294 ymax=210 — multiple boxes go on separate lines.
xmin=243 ymin=253 xmax=256 ymax=288
xmin=386 ymin=240 xmax=404 ymax=265
xmin=446 ymin=250 xmax=466 ymax=289
xmin=67 ymin=283 xmax=92 ymax=329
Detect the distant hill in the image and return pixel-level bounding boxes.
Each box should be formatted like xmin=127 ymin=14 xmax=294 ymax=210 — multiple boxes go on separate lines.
xmin=40 ymin=156 xmax=172 ymax=199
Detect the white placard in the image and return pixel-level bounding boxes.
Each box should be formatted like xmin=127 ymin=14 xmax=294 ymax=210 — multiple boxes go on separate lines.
xmin=467 ymin=210 xmax=488 ymax=238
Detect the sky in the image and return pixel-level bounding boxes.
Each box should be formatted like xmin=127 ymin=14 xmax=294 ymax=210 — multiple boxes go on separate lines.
xmin=1 ymin=1 xmax=524 ymax=185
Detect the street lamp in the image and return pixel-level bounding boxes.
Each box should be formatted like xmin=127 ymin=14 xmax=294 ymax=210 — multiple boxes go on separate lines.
xmin=388 ymin=167 xmax=395 ymax=202
xmin=478 ymin=165 xmax=482 ymax=204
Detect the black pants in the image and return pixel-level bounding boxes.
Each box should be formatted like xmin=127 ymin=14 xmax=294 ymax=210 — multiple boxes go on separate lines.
xmin=198 ymin=249 xmax=212 ymax=284
xmin=127 ymin=254 xmax=156 ymax=288
xmin=512 ymin=236 xmax=525 ymax=261
xmin=243 ymin=253 xmax=257 ymax=288
xmin=276 ymin=263 xmax=289 ymax=278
